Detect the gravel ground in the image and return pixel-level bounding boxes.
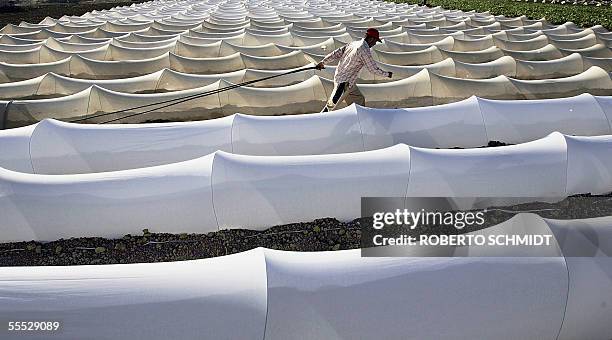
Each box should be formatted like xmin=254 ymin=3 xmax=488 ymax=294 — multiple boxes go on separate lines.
xmin=0 ymin=219 xmax=363 ymax=266
xmin=1 ymin=194 xmax=610 ymax=266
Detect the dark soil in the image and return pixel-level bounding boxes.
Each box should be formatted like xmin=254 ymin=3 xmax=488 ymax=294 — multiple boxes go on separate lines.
xmin=0 ymin=218 xmax=362 ymax=266
xmin=1 ymin=194 xmax=610 ymax=266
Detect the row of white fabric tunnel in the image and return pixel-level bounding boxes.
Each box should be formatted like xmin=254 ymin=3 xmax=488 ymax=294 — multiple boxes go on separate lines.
xmin=1 ymin=67 xmax=610 ymax=128
xmin=0 ymin=30 xmax=609 ymax=80
xmin=1 ymin=131 xmax=612 ymax=241
xmin=1 ymin=8 xmax=608 ymax=44
xmin=6 ymin=20 xmax=603 ymax=50
xmin=1 ymin=22 xmax=608 ymax=52
xmin=1 ymin=5 xmax=600 ymax=38
xmin=0 ymin=52 xmax=609 ymax=98
xmin=0 ymin=93 xmax=610 ymax=174
xmin=0 ymin=9 xmax=601 ymax=35
xmin=1 ymin=213 xmax=611 ymax=339
xmin=0 ymin=22 xmax=608 ymax=48
xmin=1 ymin=26 xmax=610 ymax=64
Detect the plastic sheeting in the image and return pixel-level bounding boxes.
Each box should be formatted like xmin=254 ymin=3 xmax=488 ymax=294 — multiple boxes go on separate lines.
xmin=0 ymin=153 xmax=217 ymax=241
xmin=212 ymin=144 xmax=411 ymax=229
xmin=0 ymin=249 xmax=269 ymax=340
xmin=405 ymin=133 xmax=568 ymax=197
xmin=1 ymin=214 xmax=612 ymax=339
xmin=263 ymin=243 xmax=565 ymax=340
xmin=2 ymin=132 xmax=612 ymax=240
xmin=23 ymin=32 xmax=609 ymax=62
xmin=0 ymin=64 xmax=605 ymax=127
xmin=545 ymin=217 xmax=612 ymax=340
xmin=0 ymin=94 xmax=609 ymax=174
xmin=1 ymin=52 xmax=607 ymax=97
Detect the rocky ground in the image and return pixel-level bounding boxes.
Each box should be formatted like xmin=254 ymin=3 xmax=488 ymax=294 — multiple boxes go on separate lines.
xmin=0 ymin=219 xmax=363 ymax=266
xmin=1 ymin=194 xmax=610 ymax=266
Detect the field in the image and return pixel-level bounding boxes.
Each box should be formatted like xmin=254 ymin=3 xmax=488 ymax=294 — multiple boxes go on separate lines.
xmin=0 ymin=0 xmax=611 ymax=337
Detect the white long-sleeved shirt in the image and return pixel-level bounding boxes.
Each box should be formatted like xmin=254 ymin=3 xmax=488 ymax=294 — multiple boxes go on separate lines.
xmin=320 ymin=39 xmax=388 ymax=87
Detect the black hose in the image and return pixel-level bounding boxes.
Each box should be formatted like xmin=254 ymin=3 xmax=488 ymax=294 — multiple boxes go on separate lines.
xmin=69 ymin=65 xmax=318 ymax=124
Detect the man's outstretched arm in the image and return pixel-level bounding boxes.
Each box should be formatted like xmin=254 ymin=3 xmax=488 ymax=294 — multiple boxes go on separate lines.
xmin=360 ymin=49 xmax=392 ymax=78
xmin=316 ymin=45 xmax=346 ymax=69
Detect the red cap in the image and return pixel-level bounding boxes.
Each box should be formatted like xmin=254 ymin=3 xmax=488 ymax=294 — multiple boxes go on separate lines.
xmin=365 ymin=28 xmax=382 ymax=42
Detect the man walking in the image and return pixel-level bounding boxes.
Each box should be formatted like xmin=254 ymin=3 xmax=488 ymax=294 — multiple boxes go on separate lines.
xmin=315 ymin=28 xmax=393 ymax=112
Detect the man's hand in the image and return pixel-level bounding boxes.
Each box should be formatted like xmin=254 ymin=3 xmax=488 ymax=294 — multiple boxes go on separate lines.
xmin=315 ymin=62 xmax=325 ymax=70
xmin=387 ymin=71 xmax=393 ymax=78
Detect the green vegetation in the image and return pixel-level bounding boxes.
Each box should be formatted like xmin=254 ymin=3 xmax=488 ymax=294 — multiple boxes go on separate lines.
xmin=389 ymin=0 xmax=612 ymax=30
